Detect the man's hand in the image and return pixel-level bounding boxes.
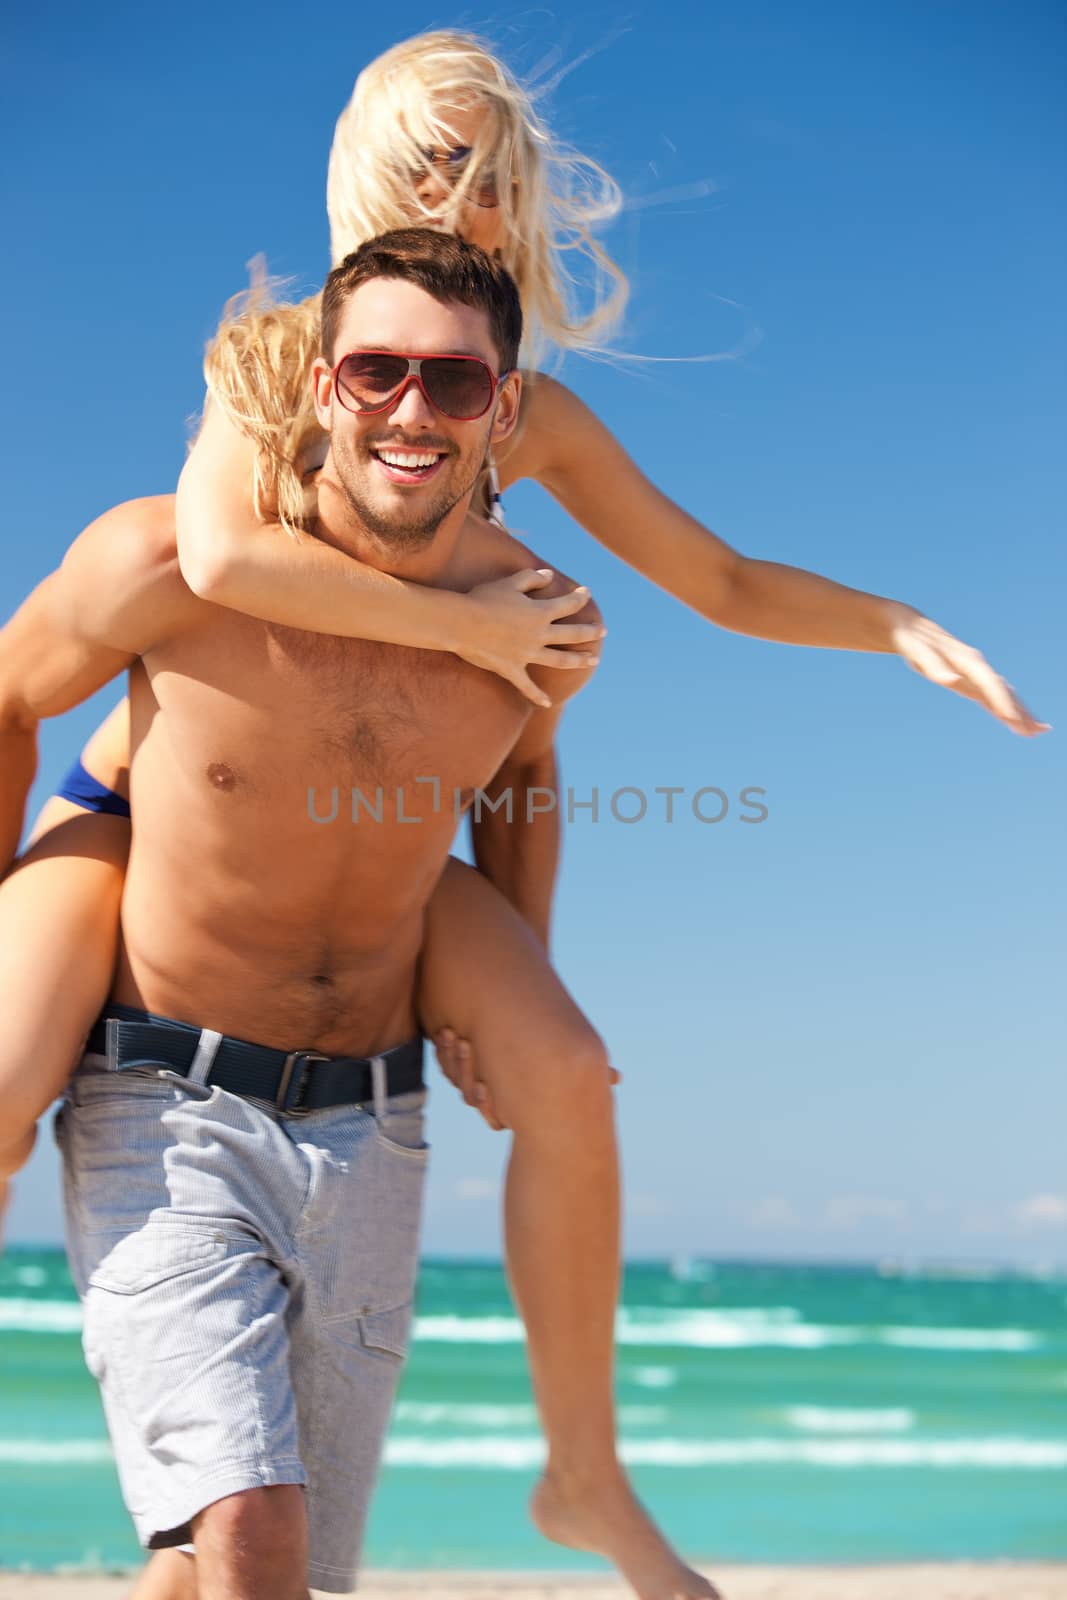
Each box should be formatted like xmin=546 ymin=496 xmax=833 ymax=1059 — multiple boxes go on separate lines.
xmin=434 ymin=1029 xmax=507 ymax=1130
xmin=434 ymin=1026 xmax=622 ymax=1132
xmin=888 ymin=606 xmax=1050 ymax=735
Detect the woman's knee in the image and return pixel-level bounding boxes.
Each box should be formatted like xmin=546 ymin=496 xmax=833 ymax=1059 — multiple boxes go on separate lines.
xmin=506 ymin=1019 xmax=616 ymax=1136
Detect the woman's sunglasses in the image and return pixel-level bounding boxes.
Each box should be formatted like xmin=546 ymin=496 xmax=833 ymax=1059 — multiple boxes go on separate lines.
xmin=332 ymin=351 xmax=507 ymax=421
xmin=414 ymin=145 xmax=500 ymax=210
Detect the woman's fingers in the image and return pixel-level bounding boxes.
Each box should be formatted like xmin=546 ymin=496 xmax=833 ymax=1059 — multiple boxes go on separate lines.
xmin=534 ymin=648 xmax=600 ymax=669
xmin=507 ymin=669 xmax=553 ymax=709
xmin=507 ymin=567 xmax=557 ymax=594
xmin=893 ymin=615 xmax=1050 ymax=735
xmin=540 ymin=585 xmax=593 ymax=619
xmin=544 ymin=621 xmax=607 ymax=646
xmin=508 ymin=572 xmax=596 ymax=619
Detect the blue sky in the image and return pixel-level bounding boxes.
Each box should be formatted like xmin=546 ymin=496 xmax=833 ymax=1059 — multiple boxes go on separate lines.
xmin=2 ymin=0 xmax=1064 ymax=1264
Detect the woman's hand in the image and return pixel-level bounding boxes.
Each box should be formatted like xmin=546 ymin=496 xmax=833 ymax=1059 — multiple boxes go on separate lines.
xmin=457 ymin=570 xmax=605 ymax=709
xmin=888 ymin=606 xmax=1051 ymax=735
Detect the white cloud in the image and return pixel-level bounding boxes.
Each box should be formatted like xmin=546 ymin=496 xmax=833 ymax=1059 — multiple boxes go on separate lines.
xmin=455 ymin=1177 xmax=497 ymax=1202
xmin=747 ymin=1195 xmax=802 ymax=1229
xmin=823 ymin=1195 xmax=908 ymax=1230
xmin=1013 ymin=1194 xmax=1067 ymax=1230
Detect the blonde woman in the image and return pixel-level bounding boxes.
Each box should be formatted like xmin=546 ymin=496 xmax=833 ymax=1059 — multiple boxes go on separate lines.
xmin=0 ymin=29 xmax=1044 ymax=1600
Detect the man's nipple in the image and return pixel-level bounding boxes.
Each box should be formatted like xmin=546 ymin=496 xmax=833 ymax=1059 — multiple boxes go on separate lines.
xmin=206 ymin=762 xmax=238 ymax=792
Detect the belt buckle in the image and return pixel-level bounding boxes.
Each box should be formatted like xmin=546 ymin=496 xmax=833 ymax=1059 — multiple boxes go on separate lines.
xmin=276 ymin=1050 xmax=330 ymax=1116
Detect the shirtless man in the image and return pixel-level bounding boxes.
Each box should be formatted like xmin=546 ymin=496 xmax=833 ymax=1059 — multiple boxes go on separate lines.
xmin=0 ymin=231 xmax=602 ymax=1598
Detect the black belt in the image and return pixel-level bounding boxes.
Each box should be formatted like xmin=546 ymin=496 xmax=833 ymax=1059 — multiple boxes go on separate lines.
xmin=85 ymin=1004 xmax=424 ymax=1116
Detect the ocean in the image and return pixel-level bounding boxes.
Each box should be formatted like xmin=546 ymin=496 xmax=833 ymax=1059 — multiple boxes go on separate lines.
xmin=1 ymin=1251 xmax=1065 ymax=1575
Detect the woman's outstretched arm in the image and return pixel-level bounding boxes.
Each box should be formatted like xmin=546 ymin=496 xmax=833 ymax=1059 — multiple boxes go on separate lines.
xmin=175 ymin=400 xmax=604 ymax=710
xmin=507 ymin=376 xmax=1049 ymax=737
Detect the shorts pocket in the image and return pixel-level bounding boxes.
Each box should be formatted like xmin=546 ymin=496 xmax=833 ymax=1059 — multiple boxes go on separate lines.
xmin=86 ymin=1224 xmax=235 ymax=1295
xmin=359 ymin=1300 xmax=414 ymax=1362
xmin=68 ymin=1069 xmax=180 ymax=1115
xmin=374 ymin=1088 xmax=431 ymax=1162
xmin=315 ymin=1102 xmax=429 ymax=1324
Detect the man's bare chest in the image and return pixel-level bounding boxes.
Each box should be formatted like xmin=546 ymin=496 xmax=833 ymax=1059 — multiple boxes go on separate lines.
xmin=143 ymin=616 xmax=528 ymax=802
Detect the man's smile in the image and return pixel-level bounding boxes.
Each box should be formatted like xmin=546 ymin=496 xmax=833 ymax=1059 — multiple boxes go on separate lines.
xmin=368 ymin=441 xmax=451 ymax=486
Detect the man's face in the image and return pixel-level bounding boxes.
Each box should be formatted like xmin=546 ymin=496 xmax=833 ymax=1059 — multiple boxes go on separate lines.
xmin=313 ymin=279 xmax=517 ymax=551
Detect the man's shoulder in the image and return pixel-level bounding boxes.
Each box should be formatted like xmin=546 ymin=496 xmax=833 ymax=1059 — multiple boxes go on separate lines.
xmin=60 ymin=494 xmax=203 ymax=653
xmin=463 ymin=515 xmax=600 ymax=619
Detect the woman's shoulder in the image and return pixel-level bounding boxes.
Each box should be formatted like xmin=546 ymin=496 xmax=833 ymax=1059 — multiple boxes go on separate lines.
xmin=496 ymin=372 xmax=601 ymax=487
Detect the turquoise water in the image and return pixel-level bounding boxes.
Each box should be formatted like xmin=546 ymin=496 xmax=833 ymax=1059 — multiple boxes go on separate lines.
xmin=1 ymin=1251 xmax=1065 ymax=1574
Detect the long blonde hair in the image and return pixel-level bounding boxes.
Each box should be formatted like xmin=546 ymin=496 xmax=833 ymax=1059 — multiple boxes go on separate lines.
xmin=203 ymin=30 xmax=628 ymax=532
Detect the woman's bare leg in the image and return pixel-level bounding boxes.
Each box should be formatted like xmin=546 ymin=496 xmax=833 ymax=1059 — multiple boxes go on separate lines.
xmin=0 ymin=804 xmax=129 ymax=1179
xmin=419 ymin=859 xmax=719 ymax=1600
xmin=0 ymin=702 xmax=130 ymax=1188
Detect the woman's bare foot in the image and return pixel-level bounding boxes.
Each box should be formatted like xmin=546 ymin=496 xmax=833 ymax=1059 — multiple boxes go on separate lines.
xmin=531 ymin=1465 xmax=723 ymax=1600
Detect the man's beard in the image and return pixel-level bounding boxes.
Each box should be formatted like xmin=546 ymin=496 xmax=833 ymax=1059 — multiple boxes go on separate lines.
xmin=332 ymin=434 xmax=483 ymax=551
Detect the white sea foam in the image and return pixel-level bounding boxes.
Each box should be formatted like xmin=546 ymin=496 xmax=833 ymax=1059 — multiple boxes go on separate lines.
xmin=0 ymin=1440 xmax=112 ymax=1464
xmin=881 ymin=1327 xmax=1041 ymax=1352
xmin=0 ymin=1297 xmax=1047 ymax=1355
xmin=628 ymin=1365 xmax=679 ymax=1389
xmin=413 ymin=1314 xmax=524 ymax=1342
xmin=411 ymin=1308 xmax=847 ymax=1348
xmin=3 ymin=1433 xmax=1064 ymax=1472
xmin=395 ymin=1402 xmax=537 ymax=1426
xmin=394 ymin=1402 xmax=666 ymax=1427
xmin=381 ymin=1435 xmax=1067 ymax=1470
xmin=412 ymin=1310 xmax=1045 ymax=1353
xmin=13 ymin=1265 xmax=47 ymax=1288
xmin=0 ymin=1299 xmax=83 ymax=1334
xmin=783 ymin=1406 xmax=916 ymax=1433
xmin=618 ymin=1311 xmax=856 ymax=1349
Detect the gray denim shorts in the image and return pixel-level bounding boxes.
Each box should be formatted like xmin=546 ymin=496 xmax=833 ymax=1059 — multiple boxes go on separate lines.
xmin=57 ymin=1048 xmax=429 ymax=1594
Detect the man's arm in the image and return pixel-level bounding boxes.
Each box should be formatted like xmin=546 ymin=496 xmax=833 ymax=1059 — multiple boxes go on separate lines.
xmin=469 ymin=587 xmax=602 ymax=950
xmin=0 ymin=497 xmax=190 ymax=871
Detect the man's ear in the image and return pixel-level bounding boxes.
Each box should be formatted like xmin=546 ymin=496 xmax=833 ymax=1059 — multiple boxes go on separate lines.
xmin=490 ymin=370 xmax=523 ymax=447
xmin=312 ymin=358 xmax=334 ymax=430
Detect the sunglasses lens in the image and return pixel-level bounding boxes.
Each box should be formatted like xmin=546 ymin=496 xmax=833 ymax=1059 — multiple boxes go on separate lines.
xmin=421 ymin=358 xmax=494 ymax=418
xmin=335 ymin=353 xmax=409 ymax=411
xmin=416 ymin=146 xmax=500 ymax=209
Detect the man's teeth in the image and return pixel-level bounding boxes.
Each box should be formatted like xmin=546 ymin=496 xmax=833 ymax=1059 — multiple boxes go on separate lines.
xmin=376 ymin=449 xmax=442 ymax=469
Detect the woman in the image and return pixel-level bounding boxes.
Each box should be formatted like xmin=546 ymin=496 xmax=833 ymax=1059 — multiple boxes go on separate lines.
xmin=0 ymin=30 xmax=1042 ymax=1600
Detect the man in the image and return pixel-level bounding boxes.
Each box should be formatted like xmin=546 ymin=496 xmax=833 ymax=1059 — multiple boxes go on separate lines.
xmin=0 ymin=232 xmax=601 ymax=1597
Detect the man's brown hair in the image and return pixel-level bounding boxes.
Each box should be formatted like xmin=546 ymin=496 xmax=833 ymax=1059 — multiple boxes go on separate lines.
xmin=321 ymin=228 xmax=523 ymax=372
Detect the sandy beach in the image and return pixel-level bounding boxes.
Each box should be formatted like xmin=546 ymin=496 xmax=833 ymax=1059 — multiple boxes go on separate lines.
xmin=2 ymin=1567 xmax=1066 ymax=1599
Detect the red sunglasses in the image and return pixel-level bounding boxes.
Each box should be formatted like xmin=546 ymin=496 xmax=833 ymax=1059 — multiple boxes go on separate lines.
xmin=331 ymin=350 xmax=508 ymax=422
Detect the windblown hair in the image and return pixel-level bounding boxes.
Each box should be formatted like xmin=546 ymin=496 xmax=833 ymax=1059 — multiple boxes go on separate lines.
xmin=321 ymin=229 xmax=523 ymax=371
xmin=202 ymin=29 xmax=627 ymax=533
xmin=328 ymin=30 xmax=626 ymax=361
